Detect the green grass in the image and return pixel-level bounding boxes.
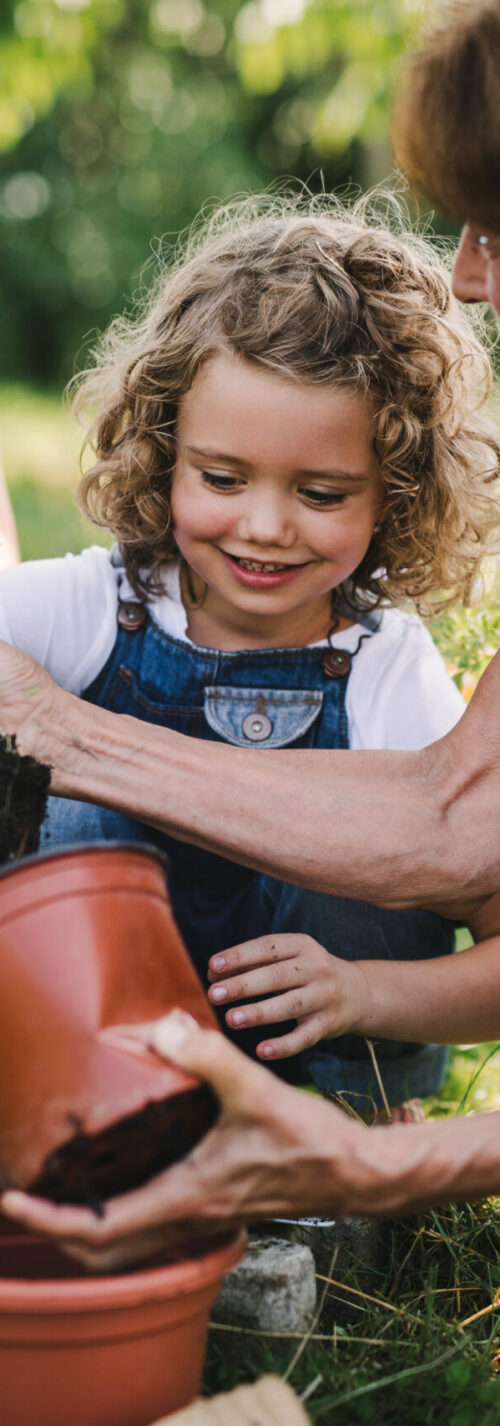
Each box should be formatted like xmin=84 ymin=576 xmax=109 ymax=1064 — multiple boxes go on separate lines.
xmin=204 ymin=1045 xmax=500 ymax=1421
xmin=205 ymin=1214 xmax=500 ymax=1423
xmin=3 ymin=384 xmax=500 ymax=1421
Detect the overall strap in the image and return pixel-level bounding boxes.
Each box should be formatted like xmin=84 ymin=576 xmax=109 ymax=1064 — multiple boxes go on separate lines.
xmin=321 ymin=589 xmax=381 ymax=681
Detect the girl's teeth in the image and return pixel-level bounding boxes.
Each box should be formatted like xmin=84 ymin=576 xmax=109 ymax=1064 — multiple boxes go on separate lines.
xmin=236 ymin=558 xmax=289 ymax=572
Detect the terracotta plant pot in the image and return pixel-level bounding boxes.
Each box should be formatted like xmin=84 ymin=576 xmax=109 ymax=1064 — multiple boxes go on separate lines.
xmin=0 ymin=843 xmax=218 ymax=1205
xmin=0 ymin=1227 xmax=245 ymax=1426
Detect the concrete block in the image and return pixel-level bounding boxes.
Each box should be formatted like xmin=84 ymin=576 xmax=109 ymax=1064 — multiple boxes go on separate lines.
xmin=212 ymin=1235 xmax=316 ymax=1334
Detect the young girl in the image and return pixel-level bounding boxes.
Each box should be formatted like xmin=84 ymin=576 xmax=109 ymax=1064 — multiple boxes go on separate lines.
xmin=1 ymin=195 xmax=499 ymax=1114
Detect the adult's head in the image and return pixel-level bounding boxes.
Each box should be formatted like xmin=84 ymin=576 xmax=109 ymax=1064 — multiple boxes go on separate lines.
xmin=394 ymin=0 xmax=500 ymax=315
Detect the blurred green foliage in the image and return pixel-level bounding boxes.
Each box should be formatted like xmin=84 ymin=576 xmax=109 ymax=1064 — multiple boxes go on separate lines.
xmin=0 ymin=0 xmax=430 ymax=387
xmin=430 ymin=601 xmax=500 ymax=703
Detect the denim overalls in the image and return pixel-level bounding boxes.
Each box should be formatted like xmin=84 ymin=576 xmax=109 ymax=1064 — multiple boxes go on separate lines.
xmin=41 ymin=562 xmax=453 ymax=1109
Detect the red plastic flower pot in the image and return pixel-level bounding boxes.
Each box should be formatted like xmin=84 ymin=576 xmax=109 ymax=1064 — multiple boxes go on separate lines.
xmin=0 ymin=1227 xmax=245 ymax=1426
xmin=0 ymin=843 xmax=218 ymax=1205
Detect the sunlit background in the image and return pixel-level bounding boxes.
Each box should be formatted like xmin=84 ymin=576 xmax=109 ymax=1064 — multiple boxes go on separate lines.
xmin=1 ymin=1 xmax=499 ymax=690
xmin=0 ymin=0 xmax=438 ymax=555
xmin=5 ymin=18 xmax=500 ymax=1408
xmin=1 ymin=0 xmax=500 ymax=1155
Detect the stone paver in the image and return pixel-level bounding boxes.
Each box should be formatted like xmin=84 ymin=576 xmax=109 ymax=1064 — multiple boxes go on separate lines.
xmin=212 ymin=1235 xmax=316 ymax=1333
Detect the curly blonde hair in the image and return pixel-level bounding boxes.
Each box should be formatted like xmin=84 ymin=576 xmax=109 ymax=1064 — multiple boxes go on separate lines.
xmin=75 ymin=191 xmax=500 ymax=614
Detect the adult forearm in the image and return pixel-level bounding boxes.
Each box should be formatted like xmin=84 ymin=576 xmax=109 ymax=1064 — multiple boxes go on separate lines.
xmin=0 ymin=465 xmax=20 ymax=569
xmin=4 ymin=640 xmax=500 ymax=918
xmin=50 ymin=693 xmax=453 ymax=911
xmin=344 ymin=1110 xmax=500 ymax=1218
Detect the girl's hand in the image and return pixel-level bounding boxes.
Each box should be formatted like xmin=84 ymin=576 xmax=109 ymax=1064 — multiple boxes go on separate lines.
xmin=207 ymin=934 xmax=370 ymax=1060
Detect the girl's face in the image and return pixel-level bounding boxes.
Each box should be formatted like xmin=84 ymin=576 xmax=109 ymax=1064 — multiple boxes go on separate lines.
xmin=171 ymin=354 xmax=382 ymax=648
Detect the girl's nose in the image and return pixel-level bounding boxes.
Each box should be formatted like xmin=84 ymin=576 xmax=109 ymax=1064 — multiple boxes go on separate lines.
xmin=451 ymin=226 xmax=488 ymax=304
xmin=237 ymin=491 xmax=295 ymax=547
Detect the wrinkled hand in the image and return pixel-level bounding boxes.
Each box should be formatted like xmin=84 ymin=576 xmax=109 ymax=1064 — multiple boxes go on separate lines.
xmin=0 ymin=639 xmax=60 ymax=768
xmin=207 ymin=934 xmax=369 ymax=1059
xmin=0 ymin=1010 xmax=361 ymax=1272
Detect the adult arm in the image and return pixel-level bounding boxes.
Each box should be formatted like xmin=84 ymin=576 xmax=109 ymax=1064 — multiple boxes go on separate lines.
xmin=0 ymin=464 xmax=19 ymax=570
xmin=3 ymin=1012 xmax=500 ymax=1272
xmin=1 ymin=639 xmax=500 ymax=919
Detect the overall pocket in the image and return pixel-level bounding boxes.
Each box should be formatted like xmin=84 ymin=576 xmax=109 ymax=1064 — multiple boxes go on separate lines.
xmin=203 ymin=686 xmax=323 ymax=749
xmin=104 ymin=666 xmax=206 ymax=734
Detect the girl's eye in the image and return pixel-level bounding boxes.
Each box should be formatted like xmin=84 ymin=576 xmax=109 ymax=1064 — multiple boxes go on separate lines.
xmin=301 ymin=488 xmax=347 ymax=507
xmin=201 ymin=471 xmax=243 ymax=492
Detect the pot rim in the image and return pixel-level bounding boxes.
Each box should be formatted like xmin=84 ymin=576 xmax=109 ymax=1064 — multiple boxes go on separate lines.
xmin=0 ymin=841 xmax=170 ymax=884
xmin=0 ymin=1230 xmax=246 ymax=1312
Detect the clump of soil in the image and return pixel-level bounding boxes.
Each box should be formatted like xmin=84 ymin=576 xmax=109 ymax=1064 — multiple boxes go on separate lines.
xmin=31 ymin=1085 xmax=218 ymax=1215
xmin=0 ymin=733 xmax=51 ymax=863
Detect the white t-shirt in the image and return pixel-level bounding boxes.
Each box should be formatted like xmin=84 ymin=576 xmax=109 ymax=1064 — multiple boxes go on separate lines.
xmin=0 ymin=546 xmax=465 ymax=751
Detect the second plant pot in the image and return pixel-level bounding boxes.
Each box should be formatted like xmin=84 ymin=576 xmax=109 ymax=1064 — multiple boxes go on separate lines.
xmin=0 ymin=1226 xmax=245 ymax=1426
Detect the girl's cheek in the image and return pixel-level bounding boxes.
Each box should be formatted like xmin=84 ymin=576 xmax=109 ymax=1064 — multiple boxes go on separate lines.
xmin=173 ymin=493 xmax=235 ymax=543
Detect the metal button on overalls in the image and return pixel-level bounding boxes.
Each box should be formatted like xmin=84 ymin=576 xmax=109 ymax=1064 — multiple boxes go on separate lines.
xmin=241 ymin=711 xmax=273 ymax=741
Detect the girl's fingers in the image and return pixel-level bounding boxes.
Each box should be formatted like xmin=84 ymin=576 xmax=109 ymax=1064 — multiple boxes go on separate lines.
xmin=224 ymin=986 xmax=323 ymax=1030
xmin=257 ymin=1015 xmax=328 ymax=1060
xmin=208 ymin=934 xmax=311 ymax=981
xmin=209 ymin=961 xmax=306 ymax=1007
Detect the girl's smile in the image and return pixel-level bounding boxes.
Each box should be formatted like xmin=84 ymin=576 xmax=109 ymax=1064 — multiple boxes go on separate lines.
xmin=220 ymin=551 xmax=312 ymax=587
xmin=171 ymin=354 xmax=382 ymax=650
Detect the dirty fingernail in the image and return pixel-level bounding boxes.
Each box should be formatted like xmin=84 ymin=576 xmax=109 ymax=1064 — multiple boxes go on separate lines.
xmin=210 ymin=955 xmax=225 ymax=971
xmin=209 ymin=985 xmax=227 ymax=1003
xmin=230 ymin=1009 xmax=246 ymax=1026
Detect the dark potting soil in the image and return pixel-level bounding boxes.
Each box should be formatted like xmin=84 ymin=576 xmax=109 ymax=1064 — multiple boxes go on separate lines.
xmin=30 ymin=1085 xmax=218 ymax=1214
xmin=0 ymin=734 xmax=50 ymax=863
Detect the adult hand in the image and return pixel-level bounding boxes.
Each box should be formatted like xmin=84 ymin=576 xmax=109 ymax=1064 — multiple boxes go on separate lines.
xmin=0 ymin=1010 xmax=362 ymax=1272
xmin=4 ymin=1011 xmax=500 ymax=1271
xmin=207 ymin=933 xmax=368 ymax=1060
xmin=0 ymin=640 xmax=61 ymax=769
